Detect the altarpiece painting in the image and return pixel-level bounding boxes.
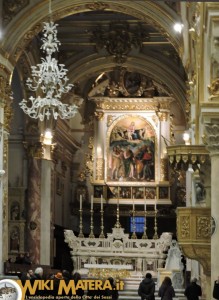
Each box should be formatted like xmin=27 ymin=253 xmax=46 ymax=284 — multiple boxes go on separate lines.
xmin=107 ymin=115 xmax=155 ymax=183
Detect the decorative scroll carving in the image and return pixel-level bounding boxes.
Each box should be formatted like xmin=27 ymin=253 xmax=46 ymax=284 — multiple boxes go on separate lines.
xmin=3 ymin=0 xmax=29 ymax=26
xmin=180 ymin=216 xmax=190 ymax=239
xmin=93 ymin=22 xmax=147 ymax=64
xmin=89 ymin=68 xmax=170 ymax=99
xmin=208 ymin=78 xmax=219 ymax=100
xmin=205 ymin=123 xmax=219 ymax=153
xmin=23 ymin=142 xmax=44 ymax=159
xmin=85 ymin=2 xmax=109 ymax=10
xmin=177 ymin=207 xmax=211 ymax=276
xmin=197 ymin=216 xmax=211 ymax=239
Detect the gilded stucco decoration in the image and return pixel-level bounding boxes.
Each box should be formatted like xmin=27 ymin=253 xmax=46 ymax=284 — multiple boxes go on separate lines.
xmin=3 ymin=0 xmax=29 ymax=26
xmin=93 ymin=22 xmax=147 ymax=64
xmin=13 ymin=23 xmax=42 ymax=61
xmin=205 ymin=123 xmax=219 ymax=153
xmin=0 ymin=75 xmax=13 ymax=132
xmin=89 ymin=68 xmax=170 ymax=99
xmin=85 ymin=2 xmax=109 ymax=10
xmin=197 ymin=216 xmax=211 ymax=239
xmin=208 ymin=78 xmax=219 ymax=100
xmin=180 ymin=216 xmax=190 ymax=239
xmin=177 ymin=207 xmax=211 ymax=276
xmin=23 ymin=142 xmax=44 ymax=159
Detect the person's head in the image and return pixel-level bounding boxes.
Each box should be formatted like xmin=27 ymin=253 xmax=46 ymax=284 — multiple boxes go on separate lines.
xmin=145 ymin=273 xmax=152 ymax=279
xmin=34 ymin=267 xmax=43 ymax=278
xmin=72 ymin=272 xmax=81 ymax=282
xmin=163 ymin=276 xmax=172 ymax=286
xmin=108 ymin=277 xmax=114 ymax=285
xmin=191 ymin=277 xmax=198 ymax=283
xmin=55 ymin=272 xmax=63 ymax=280
xmin=28 ymin=269 xmax=34 ymax=277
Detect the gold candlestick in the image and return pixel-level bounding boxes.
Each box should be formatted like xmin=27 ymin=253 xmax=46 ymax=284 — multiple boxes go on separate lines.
xmin=78 ymin=209 xmax=84 ymax=238
xmin=89 ymin=209 xmax=95 ymax=238
xmin=99 ymin=209 xmax=105 ymax=238
xmin=153 ymin=209 xmax=159 ymax=239
xmin=131 ymin=209 xmax=137 ymax=239
xmin=142 ymin=209 xmax=148 ymax=239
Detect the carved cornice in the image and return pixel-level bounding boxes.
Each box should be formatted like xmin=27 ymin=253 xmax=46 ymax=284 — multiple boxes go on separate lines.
xmin=91 ymin=97 xmax=173 ymax=111
xmin=167 ymin=145 xmax=209 ymax=165
xmin=177 ymin=207 xmax=211 ymax=276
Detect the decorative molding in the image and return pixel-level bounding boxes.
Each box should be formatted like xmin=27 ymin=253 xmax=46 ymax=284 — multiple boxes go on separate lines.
xmin=177 ymin=207 xmax=211 ymax=276
xmin=205 ymin=123 xmax=219 ymax=153
xmin=3 ymin=0 xmax=29 ymax=26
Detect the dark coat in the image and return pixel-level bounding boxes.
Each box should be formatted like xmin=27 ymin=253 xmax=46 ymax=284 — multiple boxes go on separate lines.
xmin=184 ymin=282 xmax=202 ymax=300
xmin=213 ymin=281 xmax=219 ymax=299
xmin=138 ymin=278 xmax=155 ymax=300
xmin=158 ymin=284 xmax=175 ymax=300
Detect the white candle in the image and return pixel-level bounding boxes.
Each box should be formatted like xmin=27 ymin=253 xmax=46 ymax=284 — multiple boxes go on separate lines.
xmin=154 ymin=197 xmax=157 ymax=211
xmin=80 ymin=195 xmax=82 ymax=210
xmin=133 ymin=200 xmax=135 ymax=211
xmin=91 ymin=195 xmax=93 ymax=210
xmin=144 ymin=198 xmax=146 ymax=211
xmin=101 ymin=194 xmax=103 ymax=210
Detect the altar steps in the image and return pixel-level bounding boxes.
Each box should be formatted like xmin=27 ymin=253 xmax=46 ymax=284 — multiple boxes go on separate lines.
xmin=119 ymin=274 xmax=186 ymax=300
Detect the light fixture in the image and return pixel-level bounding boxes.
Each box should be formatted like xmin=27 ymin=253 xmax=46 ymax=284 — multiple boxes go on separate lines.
xmin=42 ymin=129 xmax=53 ymax=145
xmin=19 ymin=21 xmax=80 ymax=121
xmin=173 ymin=23 xmax=184 ymax=33
xmin=183 ymin=131 xmax=190 ymax=145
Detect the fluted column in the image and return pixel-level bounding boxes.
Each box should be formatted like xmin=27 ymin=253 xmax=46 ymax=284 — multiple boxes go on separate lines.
xmin=205 ymin=123 xmax=219 ymax=292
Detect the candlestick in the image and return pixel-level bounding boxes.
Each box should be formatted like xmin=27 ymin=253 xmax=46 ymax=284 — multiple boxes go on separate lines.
xmin=142 ymin=208 xmax=148 ymax=239
xmin=131 ymin=203 xmax=137 ymax=239
xmin=80 ymin=195 xmax=82 ymax=210
xmin=115 ymin=198 xmax=121 ymax=228
xmin=78 ymin=204 xmax=84 ymax=238
xmin=89 ymin=199 xmax=95 ymax=238
xmin=153 ymin=206 xmax=159 ymax=239
xmin=101 ymin=194 xmax=103 ymax=210
xmin=91 ymin=195 xmax=93 ymax=210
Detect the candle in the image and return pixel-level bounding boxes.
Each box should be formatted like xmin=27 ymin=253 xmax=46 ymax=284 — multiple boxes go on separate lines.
xmin=101 ymin=194 xmax=103 ymax=210
xmin=133 ymin=200 xmax=135 ymax=211
xmin=144 ymin=198 xmax=146 ymax=211
xmin=80 ymin=195 xmax=82 ymax=210
xmin=91 ymin=195 xmax=93 ymax=210
xmin=154 ymin=196 xmax=157 ymax=211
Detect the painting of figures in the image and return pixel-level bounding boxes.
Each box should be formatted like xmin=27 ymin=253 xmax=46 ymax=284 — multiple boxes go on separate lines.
xmin=108 ymin=116 xmax=155 ymax=182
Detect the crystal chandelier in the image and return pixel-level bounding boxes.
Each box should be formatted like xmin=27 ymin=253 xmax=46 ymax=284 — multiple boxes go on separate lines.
xmin=19 ymin=21 xmax=79 ymax=121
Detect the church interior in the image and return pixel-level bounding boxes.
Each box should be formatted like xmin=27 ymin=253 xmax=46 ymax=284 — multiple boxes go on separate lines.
xmin=0 ymin=1 xmax=218 ymax=299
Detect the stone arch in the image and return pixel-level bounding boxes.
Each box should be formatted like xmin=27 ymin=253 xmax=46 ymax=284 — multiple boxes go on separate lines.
xmin=2 ymin=1 xmax=183 ymax=63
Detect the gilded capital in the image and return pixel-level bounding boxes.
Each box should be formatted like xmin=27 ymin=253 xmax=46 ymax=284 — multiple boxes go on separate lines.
xmin=23 ymin=142 xmax=44 ymax=159
xmin=205 ymin=123 xmax=219 ymax=154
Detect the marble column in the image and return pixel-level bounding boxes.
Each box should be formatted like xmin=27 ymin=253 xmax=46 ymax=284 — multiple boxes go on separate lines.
xmin=0 ymin=72 xmax=13 ymax=274
xmin=205 ymin=122 xmax=219 ymax=297
xmin=40 ymin=159 xmax=53 ymax=265
xmin=27 ymin=156 xmax=42 ymax=264
xmin=26 ymin=142 xmax=53 ymax=265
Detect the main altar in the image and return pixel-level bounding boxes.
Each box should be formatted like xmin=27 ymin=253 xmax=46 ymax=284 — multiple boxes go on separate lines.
xmin=64 ymin=220 xmax=184 ymax=289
